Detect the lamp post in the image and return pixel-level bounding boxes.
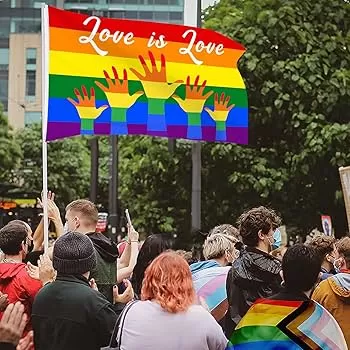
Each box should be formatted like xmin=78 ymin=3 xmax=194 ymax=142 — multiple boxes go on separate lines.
xmin=190 ymin=0 xmax=202 ymax=233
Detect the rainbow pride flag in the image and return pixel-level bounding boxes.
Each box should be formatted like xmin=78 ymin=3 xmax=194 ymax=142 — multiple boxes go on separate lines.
xmin=44 ymin=6 xmax=248 ymax=143
xmin=227 ymin=298 xmax=348 ymax=350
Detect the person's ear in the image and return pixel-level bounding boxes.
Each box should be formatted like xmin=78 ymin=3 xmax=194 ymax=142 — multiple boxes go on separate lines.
xmin=74 ymin=216 xmax=80 ymax=229
xmin=258 ymin=230 xmax=265 ymax=240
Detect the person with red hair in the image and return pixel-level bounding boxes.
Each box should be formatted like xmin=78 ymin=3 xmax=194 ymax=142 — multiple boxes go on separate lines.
xmin=118 ymin=251 xmax=228 ymax=350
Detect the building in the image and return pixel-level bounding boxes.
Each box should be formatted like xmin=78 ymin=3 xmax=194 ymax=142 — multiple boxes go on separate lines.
xmin=0 ymin=0 xmax=184 ymax=129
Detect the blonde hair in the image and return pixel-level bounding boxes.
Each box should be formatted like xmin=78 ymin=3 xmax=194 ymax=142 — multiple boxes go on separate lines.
xmin=203 ymin=233 xmax=238 ymax=260
xmin=66 ymin=199 xmax=98 ymax=225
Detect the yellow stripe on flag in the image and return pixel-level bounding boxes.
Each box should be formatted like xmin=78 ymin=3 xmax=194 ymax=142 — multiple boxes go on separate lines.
xmin=49 ymin=51 xmax=246 ymax=89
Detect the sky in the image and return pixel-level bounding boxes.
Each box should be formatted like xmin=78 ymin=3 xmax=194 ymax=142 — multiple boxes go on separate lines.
xmin=203 ymin=0 xmax=219 ymax=8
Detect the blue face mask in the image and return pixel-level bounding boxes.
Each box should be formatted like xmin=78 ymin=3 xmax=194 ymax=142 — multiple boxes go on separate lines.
xmin=273 ymin=229 xmax=282 ymax=249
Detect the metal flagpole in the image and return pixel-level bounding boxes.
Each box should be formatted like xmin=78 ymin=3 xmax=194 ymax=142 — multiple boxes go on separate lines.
xmin=185 ymin=0 xmax=202 ymax=233
xmin=41 ymin=4 xmax=50 ymax=252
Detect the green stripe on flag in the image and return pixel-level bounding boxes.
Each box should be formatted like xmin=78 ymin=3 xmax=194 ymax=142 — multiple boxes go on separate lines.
xmin=230 ymin=326 xmax=290 ymax=345
xmin=49 ymin=74 xmax=248 ymax=108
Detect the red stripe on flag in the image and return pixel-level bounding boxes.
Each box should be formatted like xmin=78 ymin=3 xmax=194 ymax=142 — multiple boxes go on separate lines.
xmin=47 ymin=6 xmax=245 ymax=51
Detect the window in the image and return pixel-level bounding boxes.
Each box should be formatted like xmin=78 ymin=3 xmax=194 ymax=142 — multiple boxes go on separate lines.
xmin=169 ymin=12 xmax=183 ymax=21
xmin=26 ymin=70 xmax=36 ymax=97
xmin=0 ymin=70 xmax=9 ymax=111
xmin=0 ymin=18 xmax=10 ymax=39
xmin=24 ymin=111 xmax=41 ymax=126
xmin=154 ymin=11 xmax=169 ymax=21
xmin=0 ymin=49 xmax=9 ymax=68
xmin=153 ymin=0 xmax=169 ymax=4
xmin=25 ymin=48 xmax=36 ymax=100
xmin=139 ymin=11 xmax=153 ymax=20
xmin=26 ymin=48 xmax=36 ymax=65
xmin=124 ymin=11 xmax=138 ymax=19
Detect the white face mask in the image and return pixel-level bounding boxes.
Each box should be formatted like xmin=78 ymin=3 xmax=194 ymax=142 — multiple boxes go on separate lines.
xmin=333 ymin=258 xmax=343 ymax=273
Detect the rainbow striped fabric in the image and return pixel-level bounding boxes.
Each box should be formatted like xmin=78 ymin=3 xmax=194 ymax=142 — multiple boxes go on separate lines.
xmin=226 ymin=298 xmax=348 ymax=350
xmin=45 ymin=7 xmax=248 ymax=143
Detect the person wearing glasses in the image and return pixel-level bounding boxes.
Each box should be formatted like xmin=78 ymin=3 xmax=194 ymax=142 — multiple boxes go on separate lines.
xmin=0 ymin=221 xmax=42 ymax=338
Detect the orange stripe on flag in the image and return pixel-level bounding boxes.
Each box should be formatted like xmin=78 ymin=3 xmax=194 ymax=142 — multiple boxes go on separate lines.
xmin=49 ymin=27 xmax=243 ymax=69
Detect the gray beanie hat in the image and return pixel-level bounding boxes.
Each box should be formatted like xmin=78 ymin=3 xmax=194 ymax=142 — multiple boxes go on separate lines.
xmin=53 ymin=231 xmax=96 ymax=275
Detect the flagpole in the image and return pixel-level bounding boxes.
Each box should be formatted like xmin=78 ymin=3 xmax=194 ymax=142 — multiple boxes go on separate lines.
xmin=184 ymin=0 xmax=202 ymax=233
xmin=41 ymin=4 xmax=49 ymax=252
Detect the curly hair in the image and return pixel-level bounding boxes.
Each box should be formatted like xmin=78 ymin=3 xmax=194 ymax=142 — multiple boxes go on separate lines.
xmin=306 ymin=234 xmax=335 ymax=261
xmin=336 ymin=236 xmax=350 ymax=267
xmin=238 ymin=206 xmax=281 ymax=247
xmin=141 ymin=252 xmax=196 ymax=313
xmin=209 ymin=224 xmax=240 ymax=239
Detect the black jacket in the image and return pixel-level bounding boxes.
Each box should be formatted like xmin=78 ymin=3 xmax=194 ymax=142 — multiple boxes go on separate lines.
xmin=87 ymin=232 xmax=119 ymax=303
xmin=32 ymin=274 xmax=117 ymax=350
xmin=224 ymin=246 xmax=282 ymax=337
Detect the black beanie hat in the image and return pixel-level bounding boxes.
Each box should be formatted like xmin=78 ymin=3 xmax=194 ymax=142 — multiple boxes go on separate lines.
xmin=53 ymin=231 xmax=96 ymax=275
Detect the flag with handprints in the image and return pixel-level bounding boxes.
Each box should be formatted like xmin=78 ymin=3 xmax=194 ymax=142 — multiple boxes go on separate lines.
xmin=45 ymin=6 xmax=248 ymax=143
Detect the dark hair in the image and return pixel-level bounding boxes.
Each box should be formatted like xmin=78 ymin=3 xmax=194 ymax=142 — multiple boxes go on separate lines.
xmin=282 ymin=244 xmax=321 ymax=292
xmin=336 ymin=236 xmax=350 ymax=268
xmin=306 ymin=235 xmax=335 ymax=262
xmin=238 ymin=206 xmax=281 ymax=247
xmin=0 ymin=221 xmax=28 ymax=255
xmin=131 ymin=234 xmax=174 ymax=297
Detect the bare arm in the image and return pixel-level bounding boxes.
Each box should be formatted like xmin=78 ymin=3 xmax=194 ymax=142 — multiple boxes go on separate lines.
xmin=116 ymin=225 xmax=139 ymax=283
xmin=32 ymin=218 xmax=44 ymax=252
xmin=116 ymin=241 xmax=139 ymax=283
xmin=118 ymin=240 xmax=131 ymax=269
xmin=51 ymin=216 xmax=64 ymax=238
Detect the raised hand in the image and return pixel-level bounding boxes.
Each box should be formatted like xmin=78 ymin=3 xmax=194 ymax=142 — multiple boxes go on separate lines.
xmin=0 ymin=292 xmax=9 ymax=312
xmin=173 ymin=76 xmax=213 ymax=113
xmin=0 ymin=302 xmax=27 ymax=346
xmin=38 ymin=254 xmax=56 ymax=285
xmin=26 ymin=262 xmax=39 ymax=281
xmin=68 ymin=86 xmax=108 ymax=119
xmin=95 ymin=67 xmax=143 ymax=110
xmin=16 ymin=331 xmax=34 ymax=350
xmin=113 ymin=279 xmax=134 ymax=304
xmin=89 ymin=278 xmax=98 ymax=291
xmin=130 ymin=51 xmax=183 ymax=100
xmin=204 ymin=92 xmax=235 ymax=122
xmin=37 ymin=191 xmax=60 ymax=222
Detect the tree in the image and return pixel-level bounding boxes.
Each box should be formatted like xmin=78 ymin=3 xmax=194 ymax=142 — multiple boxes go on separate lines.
xmin=97 ymin=136 xmax=192 ymax=241
xmin=14 ymin=0 xmax=349 ymax=239
xmin=16 ymin=124 xmax=90 ymax=206
xmin=203 ymin=0 xmax=350 ymax=235
xmin=0 ymin=104 xmax=21 ymax=183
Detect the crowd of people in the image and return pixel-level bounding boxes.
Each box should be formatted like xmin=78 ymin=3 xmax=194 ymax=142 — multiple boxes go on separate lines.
xmin=0 ymin=195 xmax=349 ymax=349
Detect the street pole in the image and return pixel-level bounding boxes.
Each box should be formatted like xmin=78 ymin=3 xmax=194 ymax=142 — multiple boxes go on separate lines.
xmin=89 ymin=137 xmax=99 ymax=203
xmin=109 ymin=135 xmax=118 ymax=242
xmin=187 ymin=0 xmax=202 ymax=232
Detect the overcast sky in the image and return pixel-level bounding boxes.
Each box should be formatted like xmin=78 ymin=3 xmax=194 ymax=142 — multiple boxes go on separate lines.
xmin=202 ymin=0 xmax=219 ymax=8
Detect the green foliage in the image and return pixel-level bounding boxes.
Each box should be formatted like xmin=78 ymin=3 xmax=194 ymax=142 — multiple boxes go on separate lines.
xmin=10 ymin=0 xmax=350 ymax=239
xmin=15 ymin=124 xmax=90 ymax=205
xmin=97 ymin=136 xmax=192 ymax=240
xmin=0 ymin=105 xmax=21 ymax=182
xmin=202 ymin=0 xmax=350 ymax=234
